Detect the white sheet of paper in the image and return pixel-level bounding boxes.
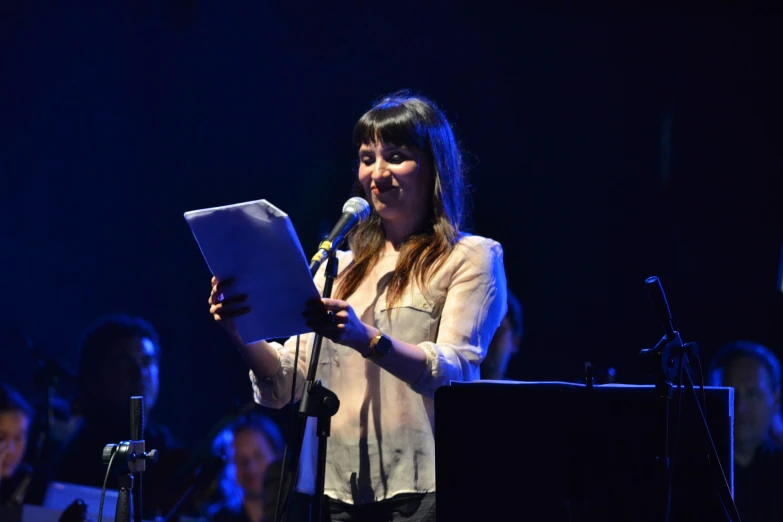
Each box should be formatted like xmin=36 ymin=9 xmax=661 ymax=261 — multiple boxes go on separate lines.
xmin=184 ymin=199 xmax=321 ymax=343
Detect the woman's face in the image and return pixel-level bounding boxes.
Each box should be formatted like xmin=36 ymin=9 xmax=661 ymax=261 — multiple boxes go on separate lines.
xmin=358 ymin=141 xmax=431 ymax=228
xmin=231 ymin=429 xmax=276 ymax=497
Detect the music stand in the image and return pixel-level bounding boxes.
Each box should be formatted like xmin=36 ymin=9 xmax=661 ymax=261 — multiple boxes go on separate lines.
xmin=434 ymin=381 xmax=734 ymax=522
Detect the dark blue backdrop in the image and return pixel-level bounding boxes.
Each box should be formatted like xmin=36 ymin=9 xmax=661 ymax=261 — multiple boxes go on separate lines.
xmin=1 ymin=4 xmax=781 ymax=445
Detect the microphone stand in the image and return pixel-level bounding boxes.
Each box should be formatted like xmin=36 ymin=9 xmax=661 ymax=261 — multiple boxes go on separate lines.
xmin=638 ymin=277 xmax=741 ymax=522
xmin=102 ymin=397 xmax=158 ymax=522
xmin=275 ymin=251 xmax=341 ymax=522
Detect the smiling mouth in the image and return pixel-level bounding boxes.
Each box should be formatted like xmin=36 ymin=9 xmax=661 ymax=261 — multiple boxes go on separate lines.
xmin=372 ymin=186 xmax=397 ymax=194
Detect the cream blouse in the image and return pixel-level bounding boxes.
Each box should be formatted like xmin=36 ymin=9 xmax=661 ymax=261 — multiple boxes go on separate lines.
xmin=250 ymin=234 xmax=507 ymax=504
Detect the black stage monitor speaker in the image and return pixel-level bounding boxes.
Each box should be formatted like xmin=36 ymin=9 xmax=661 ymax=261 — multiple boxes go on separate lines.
xmin=435 ymin=381 xmax=734 ymax=522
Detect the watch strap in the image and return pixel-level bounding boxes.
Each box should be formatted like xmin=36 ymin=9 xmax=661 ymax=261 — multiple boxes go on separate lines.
xmin=365 ymin=329 xmax=387 ymax=359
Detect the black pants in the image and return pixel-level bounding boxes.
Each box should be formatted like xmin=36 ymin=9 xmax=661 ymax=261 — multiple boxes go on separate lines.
xmin=320 ymin=493 xmax=436 ymax=522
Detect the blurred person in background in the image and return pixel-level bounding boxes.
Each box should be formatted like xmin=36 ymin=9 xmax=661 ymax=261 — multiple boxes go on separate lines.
xmin=54 ymin=314 xmax=177 ymax=517
xmin=0 ymin=380 xmax=47 ymax=506
xmin=208 ymin=412 xmax=284 ymax=522
xmin=481 ymin=289 xmax=523 ymax=380
xmin=709 ymin=340 xmax=783 ymax=522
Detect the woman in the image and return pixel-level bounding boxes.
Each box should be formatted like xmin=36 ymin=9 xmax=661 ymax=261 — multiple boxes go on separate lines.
xmin=208 ymin=413 xmax=284 ymax=522
xmin=209 ymin=91 xmax=507 ymax=521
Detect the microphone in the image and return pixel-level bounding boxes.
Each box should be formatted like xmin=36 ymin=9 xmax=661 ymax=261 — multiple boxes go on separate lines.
xmin=130 ymin=396 xmax=144 ymax=442
xmin=130 ymin=396 xmax=144 ymax=522
xmin=309 ymin=197 xmax=371 ymax=275
xmin=645 ymin=276 xmax=676 ymax=340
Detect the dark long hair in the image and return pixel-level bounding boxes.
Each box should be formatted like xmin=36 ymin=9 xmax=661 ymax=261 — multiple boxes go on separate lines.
xmin=335 ymin=91 xmax=467 ymax=308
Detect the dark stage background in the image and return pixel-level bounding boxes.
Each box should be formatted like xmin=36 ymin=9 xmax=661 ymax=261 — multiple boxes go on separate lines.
xmin=1 ymin=5 xmax=782 ymax=447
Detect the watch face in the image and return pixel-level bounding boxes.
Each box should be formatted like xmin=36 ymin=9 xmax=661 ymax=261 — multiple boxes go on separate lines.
xmin=375 ymin=334 xmax=392 ymax=356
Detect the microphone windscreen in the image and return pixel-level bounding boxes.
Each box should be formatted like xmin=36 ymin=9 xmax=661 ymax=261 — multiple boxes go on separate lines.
xmin=342 ymin=197 xmax=370 ymax=222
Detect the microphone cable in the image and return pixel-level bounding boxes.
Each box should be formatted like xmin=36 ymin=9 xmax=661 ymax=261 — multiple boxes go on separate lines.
xmin=97 ymin=448 xmax=119 ymax=522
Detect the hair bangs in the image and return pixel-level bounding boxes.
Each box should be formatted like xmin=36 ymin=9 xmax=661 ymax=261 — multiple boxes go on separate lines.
xmin=353 ymin=102 xmax=426 ymax=149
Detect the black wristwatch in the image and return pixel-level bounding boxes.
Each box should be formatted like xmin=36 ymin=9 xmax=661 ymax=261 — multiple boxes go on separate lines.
xmin=366 ymin=329 xmax=392 ymax=359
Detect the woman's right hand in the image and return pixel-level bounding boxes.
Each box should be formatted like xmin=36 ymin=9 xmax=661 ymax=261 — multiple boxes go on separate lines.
xmin=209 ymin=276 xmax=250 ymax=337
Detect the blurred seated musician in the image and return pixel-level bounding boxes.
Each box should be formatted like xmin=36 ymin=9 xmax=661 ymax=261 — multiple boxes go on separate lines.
xmin=208 ymin=412 xmax=284 ymax=522
xmin=481 ymin=290 xmax=523 ymax=380
xmin=0 ymin=380 xmax=46 ymax=506
xmin=54 ymin=314 xmax=176 ymax=514
xmin=708 ymin=340 xmax=783 ymax=522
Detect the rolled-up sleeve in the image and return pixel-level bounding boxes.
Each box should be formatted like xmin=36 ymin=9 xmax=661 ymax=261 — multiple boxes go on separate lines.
xmin=249 ymin=333 xmax=311 ymax=409
xmin=409 ymin=238 xmax=508 ymax=397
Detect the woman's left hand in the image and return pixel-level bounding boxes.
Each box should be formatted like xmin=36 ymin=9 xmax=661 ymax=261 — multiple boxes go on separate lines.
xmin=303 ymin=298 xmax=374 ymax=354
